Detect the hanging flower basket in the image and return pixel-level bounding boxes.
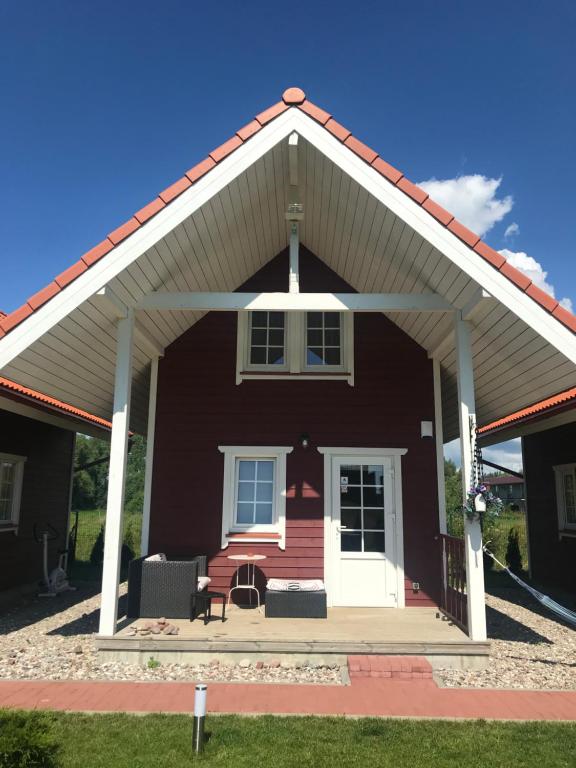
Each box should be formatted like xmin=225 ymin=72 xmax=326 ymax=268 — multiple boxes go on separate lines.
xmin=463 ymin=483 xmax=503 ymax=523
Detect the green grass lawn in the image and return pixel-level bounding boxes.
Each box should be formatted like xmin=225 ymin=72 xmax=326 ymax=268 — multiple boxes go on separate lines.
xmin=2 ymin=712 xmax=575 ymax=768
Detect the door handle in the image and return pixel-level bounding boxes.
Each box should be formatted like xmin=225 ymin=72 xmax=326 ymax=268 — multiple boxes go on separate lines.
xmin=337 ymin=526 xmax=347 ymax=532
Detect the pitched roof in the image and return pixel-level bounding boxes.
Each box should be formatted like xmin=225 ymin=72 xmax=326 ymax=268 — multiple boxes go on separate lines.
xmin=485 ymin=474 xmax=524 ymax=485
xmin=1 ymin=86 xmax=575 ymax=339
xmin=0 ymin=375 xmax=112 ymax=430
xmin=479 ymin=386 xmax=576 ymax=435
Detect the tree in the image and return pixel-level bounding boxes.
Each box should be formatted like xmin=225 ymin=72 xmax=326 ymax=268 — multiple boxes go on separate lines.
xmin=444 ymin=459 xmax=464 ymax=537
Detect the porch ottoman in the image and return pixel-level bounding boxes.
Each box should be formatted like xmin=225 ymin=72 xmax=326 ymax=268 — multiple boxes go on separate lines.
xmin=265 ymin=589 xmax=327 ymax=618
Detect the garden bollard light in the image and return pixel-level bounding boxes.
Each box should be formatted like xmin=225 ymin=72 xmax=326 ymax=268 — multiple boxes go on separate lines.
xmin=192 ymin=683 xmax=207 ymax=753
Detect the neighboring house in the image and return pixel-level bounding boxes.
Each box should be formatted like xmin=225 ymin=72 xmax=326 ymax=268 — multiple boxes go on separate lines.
xmin=0 ymin=88 xmax=574 ymax=644
xmin=0 ymin=314 xmax=110 ymax=591
xmin=479 ymin=387 xmax=576 ymax=592
xmin=484 ymin=474 xmax=525 ymax=511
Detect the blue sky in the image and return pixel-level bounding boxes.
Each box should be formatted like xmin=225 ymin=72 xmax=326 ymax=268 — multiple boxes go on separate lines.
xmin=0 ymin=1 xmax=574 ymax=465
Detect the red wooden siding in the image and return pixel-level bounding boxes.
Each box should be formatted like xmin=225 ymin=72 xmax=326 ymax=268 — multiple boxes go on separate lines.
xmin=523 ymin=422 xmax=576 ymax=591
xmin=149 ymin=247 xmax=442 ymax=606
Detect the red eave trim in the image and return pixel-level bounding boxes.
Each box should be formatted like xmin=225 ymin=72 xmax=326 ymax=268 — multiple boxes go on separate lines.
xmin=1 ymin=87 xmax=575 ymax=340
xmin=479 ymin=386 xmax=576 ymax=435
xmin=0 ymin=376 xmax=111 ymax=430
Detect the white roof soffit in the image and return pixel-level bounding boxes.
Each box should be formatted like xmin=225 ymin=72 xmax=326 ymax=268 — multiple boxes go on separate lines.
xmin=0 ymin=107 xmax=574 ymax=438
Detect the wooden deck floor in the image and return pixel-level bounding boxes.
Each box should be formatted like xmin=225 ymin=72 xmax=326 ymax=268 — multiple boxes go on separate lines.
xmin=96 ymin=607 xmax=489 ymax=666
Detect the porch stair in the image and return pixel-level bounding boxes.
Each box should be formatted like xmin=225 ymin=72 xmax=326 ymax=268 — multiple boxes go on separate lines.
xmin=348 ymin=655 xmax=433 ymax=680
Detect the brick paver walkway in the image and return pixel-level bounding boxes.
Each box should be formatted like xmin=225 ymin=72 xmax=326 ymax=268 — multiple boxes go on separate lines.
xmin=1 ymin=677 xmax=575 ymax=720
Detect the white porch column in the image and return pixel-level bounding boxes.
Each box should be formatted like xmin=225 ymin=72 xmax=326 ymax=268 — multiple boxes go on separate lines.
xmin=433 ymin=358 xmax=447 ymax=534
xmin=140 ymin=356 xmax=159 ymax=557
xmin=454 ymin=313 xmax=487 ymax=641
xmin=99 ymin=310 xmax=134 ymax=636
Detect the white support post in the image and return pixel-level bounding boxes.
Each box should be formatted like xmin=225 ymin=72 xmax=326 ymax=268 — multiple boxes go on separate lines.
xmin=288 ymin=222 xmax=299 ymax=294
xmin=433 ymin=359 xmax=447 ymax=534
xmin=140 ymin=356 xmax=159 ymax=557
xmin=98 ymin=310 xmax=134 ymax=636
xmin=454 ymin=313 xmax=487 ymax=642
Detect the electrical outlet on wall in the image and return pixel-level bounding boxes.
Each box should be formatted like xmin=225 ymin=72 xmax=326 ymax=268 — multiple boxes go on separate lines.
xmin=412 ymin=582 xmax=420 ymax=592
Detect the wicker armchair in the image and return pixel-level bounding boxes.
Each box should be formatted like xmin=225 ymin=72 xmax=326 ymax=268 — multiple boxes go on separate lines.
xmin=127 ymin=555 xmax=208 ymax=619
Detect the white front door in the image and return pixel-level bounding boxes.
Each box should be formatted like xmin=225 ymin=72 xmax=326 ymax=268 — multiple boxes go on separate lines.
xmin=330 ymin=455 xmax=401 ymax=607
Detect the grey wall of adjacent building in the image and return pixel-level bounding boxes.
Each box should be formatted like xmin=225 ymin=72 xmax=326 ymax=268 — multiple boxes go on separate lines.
xmin=0 ymin=409 xmax=75 ymax=592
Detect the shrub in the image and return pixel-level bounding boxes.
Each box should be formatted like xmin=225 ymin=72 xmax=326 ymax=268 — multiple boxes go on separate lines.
xmin=506 ymin=526 xmax=523 ymax=573
xmin=0 ymin=710 xmax=59 ymax=768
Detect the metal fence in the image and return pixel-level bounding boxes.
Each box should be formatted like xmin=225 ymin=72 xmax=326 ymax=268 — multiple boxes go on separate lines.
xmin=440 ymin=534 xmax=468 ymax=632
xmin=68 ymin=509 xmax=142 ymax=582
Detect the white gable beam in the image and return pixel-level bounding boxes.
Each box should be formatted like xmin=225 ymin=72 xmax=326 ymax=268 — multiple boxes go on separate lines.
xmin=289 ymin=110 xmax=576 ymax=365
xmin=461 ymin=289 xmax=493 ymax=321
xmin=94 ymin=287 xmax=164 ymax=358
xmin=136 ymin=291 xmax=453 ymax=312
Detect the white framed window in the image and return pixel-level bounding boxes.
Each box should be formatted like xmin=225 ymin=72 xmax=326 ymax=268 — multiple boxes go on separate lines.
xmin=236 ymin=312 xmax=354 ymax=384
xmin=0 ymin=453 xmax=26 ymax=532
xmin=219 ymin=446 xmax=293 ymax=549
xmin=553 ymin=463 xmax=576 ymax=533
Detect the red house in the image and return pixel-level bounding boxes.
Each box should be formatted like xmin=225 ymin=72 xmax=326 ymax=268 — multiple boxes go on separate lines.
xmin=0 ymin=88 xmax=574 ymax=655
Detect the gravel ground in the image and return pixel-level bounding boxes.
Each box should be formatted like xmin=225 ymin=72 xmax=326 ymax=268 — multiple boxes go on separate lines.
xmin=1 ymin=583 xmax=573 ymax=689
xmin=436 ymin=588 xmax=576 ymax=690
xmin=0 ymin=584 xmax=341 ymax=685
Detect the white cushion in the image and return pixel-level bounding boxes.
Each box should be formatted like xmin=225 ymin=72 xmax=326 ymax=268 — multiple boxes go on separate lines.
xmin=145 ymin=553 xmax=167 ymax=562
xmin=197 ymin=576 xmax=211 ymax=591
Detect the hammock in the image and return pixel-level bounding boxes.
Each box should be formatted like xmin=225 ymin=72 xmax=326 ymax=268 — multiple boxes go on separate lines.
xmin=483 ymin=546 xmax=576 ymax=628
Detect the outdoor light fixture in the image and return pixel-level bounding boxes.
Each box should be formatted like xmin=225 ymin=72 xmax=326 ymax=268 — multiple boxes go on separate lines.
xmin=299 ymin=433 xmax=310 ymax=449
xmin=192 ymin=683 xmax=207 ymax=753
xmin=420 ymin=421 xmax=434 ymax=439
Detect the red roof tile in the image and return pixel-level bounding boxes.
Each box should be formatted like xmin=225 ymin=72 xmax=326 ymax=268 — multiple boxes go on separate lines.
xmin=0 ymin=376 xmax=111 ymax=430
xmin=479 ymin=387 xmax=576 ymax=435
xmin=0 ymin=86 xmax=574 ymax=341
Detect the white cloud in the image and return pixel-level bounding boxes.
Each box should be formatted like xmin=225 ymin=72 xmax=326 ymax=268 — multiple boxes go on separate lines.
xmin=443 ymin=438 xmax=522 ymax=472
xmin=504 ymin=222 xmax=520 ymax=238
xmin=500 ymin=249 xmax=574 ymax=313
xmin=418 ymin=175 xmax=513 ymax=237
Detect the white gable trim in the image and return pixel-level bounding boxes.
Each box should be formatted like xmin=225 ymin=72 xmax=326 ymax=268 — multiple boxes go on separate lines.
xmin=1 ymin=106 xmax=575 ymax=372
xmin=288 ymin=110 xmax=576 ymax=365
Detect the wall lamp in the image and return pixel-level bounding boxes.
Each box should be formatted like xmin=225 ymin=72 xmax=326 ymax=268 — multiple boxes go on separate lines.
xmin=299 ymin=433 xmax=311 ymax=449
xmin=421 ymin=421 xmax=434 ymax=439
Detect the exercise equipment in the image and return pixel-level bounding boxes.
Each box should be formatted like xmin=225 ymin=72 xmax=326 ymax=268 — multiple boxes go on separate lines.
xmin=34 ymin=523 xmax=76 ymax=597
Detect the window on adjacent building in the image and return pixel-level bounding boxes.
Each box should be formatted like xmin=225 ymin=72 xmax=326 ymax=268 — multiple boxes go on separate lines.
xmin=237 ymin=311 xmax=353 ymax=383
xmin=0 ymin=453 xmax=26 ymax=530
xmin=553 ymin=464 xmax=576 ymax=531
xmin=219 ymin=446 xmax=292 ymax=549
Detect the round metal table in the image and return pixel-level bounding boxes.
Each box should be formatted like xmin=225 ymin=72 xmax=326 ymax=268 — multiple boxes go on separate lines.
xmin=226 ymin=553 xmax=267 ymax=610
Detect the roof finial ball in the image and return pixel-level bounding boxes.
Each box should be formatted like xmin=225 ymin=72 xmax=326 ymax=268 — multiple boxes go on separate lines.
xmin=282 ymin=87 xmax=306 ymax=105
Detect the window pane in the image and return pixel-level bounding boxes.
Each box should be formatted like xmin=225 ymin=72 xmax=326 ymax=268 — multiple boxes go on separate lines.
xmin=341 ymin=508 xmax=362 ymax=529
xmin=341 ymin=466 xmax=361 ymax=485
xmin=238 ymin=461 xmax=256 ymax=481
xmin=341 ymin=531 xmax=362 ymax=552
xmin=324 ymin=348 xmax=341 ymax=365
xmin=325 ymin=329 xmax=340 ymax=346
xmin=564 ymin=473 xmax=576 ymax=523
xmin=237 ymin=482 xmax=255 ymax=502
xmin=267 ymin=348 xmax=285 ymax=364
xmin=251 ymin=329 xmax=267 ymax=346
xmin=256 ymin=461 xmax=274 ymax=481
xmin=1 ymin=462 xmax=14 ymax=485
xmin=363 ymin=486 xmax=384 ymax=508
xmin=364 ymin=509 xmax=385 ymax=530
xmin=256 ymin=482 xmax=273 ymax=502
xmin=250 ymin=347 xmax=266 ymax=365
xmin=269 ymin=312 xmax=284 ymax=328
xmin=307 ymin=348 xmax=324 ymax=365
xmin=255 ymin=503 xmax=273 ymax=524
xmin=307 ymin=329 xmax=323 ymax=346
xmin=363 ymin=465 xmax=384 ymax=485
xmin=341 ymin=485 xmax=361 ymax=507
xmin=324 ymin=312 xmax=340 ymax=328
xmin=236 ymin=503 xmax=254 ymax=524
xmin=364 ymin=532 xmax=385 ymax=553
xmin=251 ymin=311 xmax=268 ymax=327
xmin=268 ymin=329 xmax=284 ymax=346
xmin=308 ymin=312 xmax=322 ymax=328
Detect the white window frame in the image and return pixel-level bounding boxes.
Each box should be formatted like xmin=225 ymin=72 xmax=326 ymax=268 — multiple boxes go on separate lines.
xmin=219 ymin=445 xmax=293 ymax=549
xmin=236 ymin=312 xmax=354 ymax=385
xmin=0 ymin=452 xmax=26 ymax=532
xmin=553 ymin=463 xmax=576 ymax=536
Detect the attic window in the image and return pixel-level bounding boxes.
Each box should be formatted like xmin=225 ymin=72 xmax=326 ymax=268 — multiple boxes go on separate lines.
xmin=237 ymin=312 xmax=354 ymax=384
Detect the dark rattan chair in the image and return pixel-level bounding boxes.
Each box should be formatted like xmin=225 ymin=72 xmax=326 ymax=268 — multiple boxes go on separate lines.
xmin=127 ymin=555 xmax=207 ymax=619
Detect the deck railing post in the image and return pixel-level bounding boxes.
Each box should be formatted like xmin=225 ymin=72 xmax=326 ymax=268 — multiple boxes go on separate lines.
xmin=99 ymin=309 xmax=134 ymax=636
xmin=455 ymin=313 xmax=487 ymax=641
xmin=140 ymin=355 xmax=159 ymax=557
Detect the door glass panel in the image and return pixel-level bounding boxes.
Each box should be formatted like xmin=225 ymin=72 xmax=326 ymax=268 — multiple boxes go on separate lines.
xmin=341 ymin=508 xmax=362 ymax=529
xmin=363 ymin=486 xmax=384 ymax=507
xmin=364 ymin=531 xmax=385 ymax=553
xmin=364 ymin=509 xmax=385 ymax=530
xmin=339 ymin=463 xmax=386 ymax=553
xmin=341 ymin=531 xmax=362 ymax=552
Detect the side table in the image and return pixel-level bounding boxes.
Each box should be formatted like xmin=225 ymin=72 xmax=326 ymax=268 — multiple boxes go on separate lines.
xmin=227 ymin=554 xmax=267 ymax=610
xmin=190 ymin=590 xmax=227 ymax=625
